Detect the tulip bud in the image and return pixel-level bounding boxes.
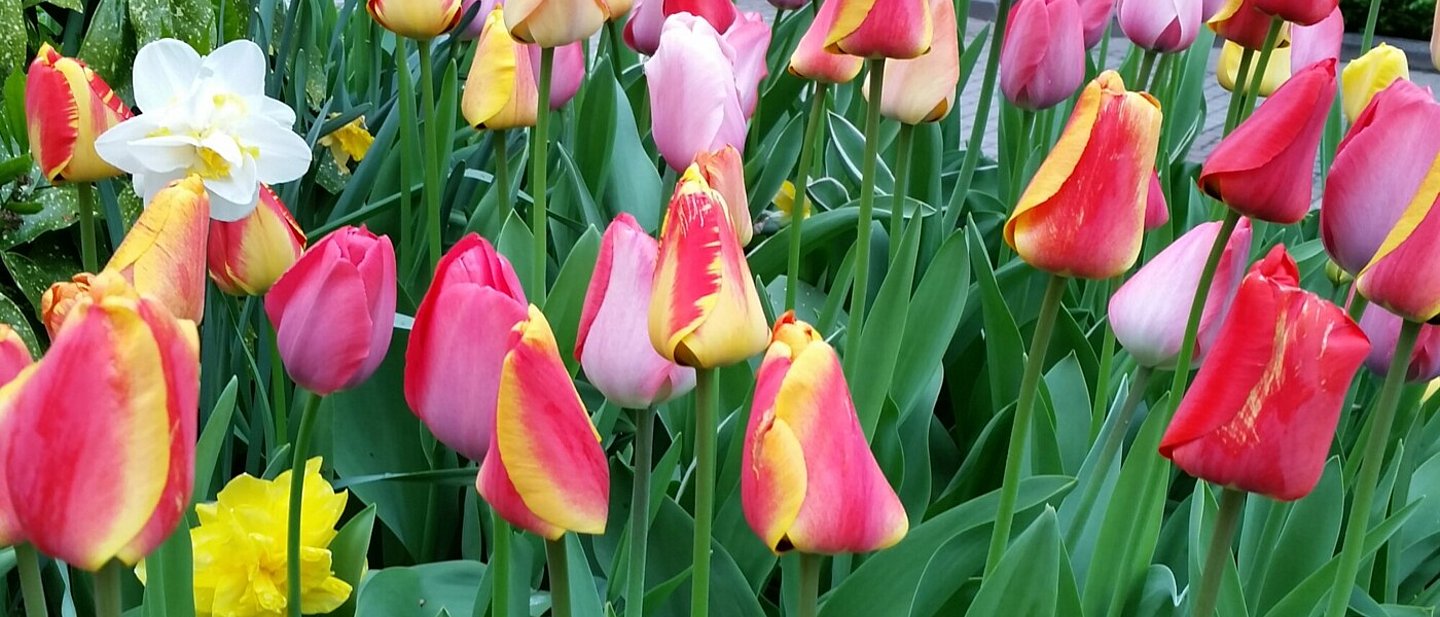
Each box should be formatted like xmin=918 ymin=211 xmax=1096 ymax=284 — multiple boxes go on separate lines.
xmin=646 ymin=15 xmax=752 ymax=172
xmin=105 ymin=175 xmax=211 ymax=323
xmin=40 ymin=272 xmax=95 ymax=337
xmin=1005 ymin=71 xmax=1163 ymax=279
xmin=650 ymin=165 xmax=770 ymax=368
xmin=1290 ymin=8 xmax=1343 ymax=71
xmin=874 ymin=0 xmax=960 ymax=124
xmin=1110 ymin=219 xmax=1252 ymax=368
xmin=1 ymin=272 xmax=199 ymax=569
xmin=1160 ymin=246 xmax=1369 ymax=501
xmin=1357 ymin=304 xmax=1440 ymax=382
xmin=479 ymin=305 xmax=610 ymax=539
xmin=1001 ymin=0 xmax=1088 ymax=110
xmin=1118 ymin=0 xmax=1204 ymax=53
xmin=623 ymin=0 xmax=737 ymax=56
xmin=366 ymin=0 xmax=463 ymax=39
xmin=207 ymin=185 xmax=306 ymax=296
xmin=825 ymin=0 xmax=933 ymax=59
xmin=1354 ymin=154 xmax=1440 ymax=324
xmin=1078 ymin=0 xmax=1116 ymax=49
xmin=463 ymin=9 xmax=586 ymax=130
xmin=1341 ymin=43 xmax=1410 ymax=123
xmin=725 ymin=12 xmax=774 ymax=118
xmin=24 ymin=44 xmax=132 ymax=183
xmin=266 ymin=226 xmax=397 ymax=395
xmin=504 ymin=0 xmax=611 ymax=47
xmin=789 ymin=0 xmax=864 ymax=83
xmin=1208 ymin=0 xmax=1282 ymax=50
xmin=1254 ymin=0 xmax=1335 ymax=26
xmin=1199 ymin=59 xmax=1336 ymax=224
xmin=696 ymin=146 xmax=753 ymax=246
xmin=406 ymin=234 xmax=529 ymax=461
xmin=1217 ymin=40 xmax=1290 ymax=95
xmin=576 ymin=215 xmax=696 ymax=408
xmin=741 ymin=312 xmax=908 ymax=554
xmin=1145 ymin=172 xmax=1170 ymax=230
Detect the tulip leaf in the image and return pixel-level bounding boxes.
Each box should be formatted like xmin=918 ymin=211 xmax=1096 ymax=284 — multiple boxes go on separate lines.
xmin=543 ymin=226 xmax=599 ymax=376
xmin=496 ymin=213 xmax=535 ymax=299
xmin=746 ymin=112 xmax=804 ymax=219
xmin=892 ymin=228 xmax=969 ymax=417
xmin=140 ymin=514 xmax=196 ymax=617
xmin=964 ymin=508 xmax=1081 ymax=616
xmin=851 ymin=208 xmax=921 ymax=440
xmin=1132 ymin=565 xmax=1181 ymax=617
xmin=0 ymin=290 xmax=38 ymax=355
xmin=194 ymin=377 xmax=239 ymax=501
xmin=0 ymin=184 xmax=80 ymax=252
xmin=1247 ymin=458 xmax=1343 ymax=614
xmin=563 ymin=534 xmax=606 ymax=617
xmin=356 ymin=560 xmax=485 ymax=617
xmin=330 ymin=504 xmax=378 ymax=617
xmin=0 ymin=0 xmax=21 ymax=79
xmin=3 ymin=70 xmax=25 ymax=152
xmin=968 ymin=222 xmax=1024 ymax=416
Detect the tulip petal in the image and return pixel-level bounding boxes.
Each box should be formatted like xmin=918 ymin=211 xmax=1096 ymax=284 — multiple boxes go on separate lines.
xmin=504 ymin=0 xmax=608 ymax=47
xmin=879 ymin=0 xmax=960 ymax=123
xmin=789 ymin=0 xmax=864 ymax=83
xmin=826 ymin=0 xmax=933 ymax=59
xmin=1356 ymin=155 xmax=1440 ymax=323
xmin=266 ymin=241 xmax=372 ymax=395
xmin=106 ymin=176 xmax=211 ymax=323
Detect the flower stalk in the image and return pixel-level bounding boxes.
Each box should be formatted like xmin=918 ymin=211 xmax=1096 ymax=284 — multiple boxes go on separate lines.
xmin=494 ymin=130 xmax=512 ymax=223
xmin=95 ymin=561 xmax=122 ymax=617
xmin=1240 ymin=18 xmax=1285 ymax=119
xmin=1162 ymin=209 xmax=1241 ymax=423
xmin=626 ymin=408 xmax=655 ymax=617
xmin=418 ymin=41 xmax=444 ymax=272
xmin=787 ymin=83 xmax=829 ymax=311
xmin=287 ymin=392 xmax=325 ymax=617
xmin=889 ymin=123 xmax=915 ymax=263
xmin=76 ymin=182 xmax=97 ymax=272
xmin=844 ymin=60 xmax=886 ymax=373
xmin=798 ymin=553 xmax=822 ymax=617
xmin=492 ymin=513 xmax=512 ymax=617
xmin=546 ymin=538 xmax=573 ymax=617
xmin=532 ymin=47 xmax=556 ymax=302
xmin=692 ymin=367 xmax=719 ymax=617
xmin=1192 ymin=488 xmax=1246 ymax=617
xmin=16 ymin=543 xmax=47 ymax=617
xmin=945 ymin=0 xmax=1015 ymax=231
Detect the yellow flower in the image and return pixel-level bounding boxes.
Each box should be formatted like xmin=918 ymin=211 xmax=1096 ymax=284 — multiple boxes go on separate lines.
xmin=773 ymin=181 xmax=811 ymax=223
xmin=318 ymin=116 xmax=374 ymax=168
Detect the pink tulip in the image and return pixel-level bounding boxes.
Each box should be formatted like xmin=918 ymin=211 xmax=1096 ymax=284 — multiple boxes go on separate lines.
xmin=646 ymin=14 xmax=751 ymax=171
xmin=1290 ymin=8 xmax=1343 ymax=70
xmin=624 ymin=0 xmax=737 ymax=55
xmin=789 ymin=0 xmax=864 ymax=83
xmin=265 ymin=226 xmax=396 ymax=395
xmin=458 ymin=0 xmax=500 ymax=37
xmin=876 ymin=0 xmax=960 ymax=124
xmin=1145 ymin=172 xmax=1170 ymax=230
xmin=1109 ymin=219 xmax=1253 ymax=368
xmin=1001 ymin=0 xmax=1087 ymax=110
xmin=1357 ymin=303 xmax=1440 ymax=382
xmin=405 ymin=234 xmax=529 ymax=461
xmin=1118 ymin=0 xmax=1204 ymax=53
xmin=1079 ymin=0 xmax=1116 ymax=49
xmin=726 ymin=11 xmax=773 ymax=117
xmin=576 ymin=215 xmax=696 ymax=408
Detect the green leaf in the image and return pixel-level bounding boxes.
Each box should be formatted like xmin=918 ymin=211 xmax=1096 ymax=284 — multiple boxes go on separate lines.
xmin=0 ymin=0 xmax=22 ymax=78
xmin=330 ymin=504 xmax=378 ymax=617
xmin=964 ymin=508 xmax=1074 ymax=616
xmin=496 ymin=212 xmax=535 ymax=299
xmin=2 ymin=246 xmax=82 ymax=314
xmin=892 ymin=229 xmax=969 ymax=416
xmin=968 ymin=223 xmax=1024 ymax=415
xmin=0 ymin=185 xmax=80 ymax=251
xmin=141 ymin=517 xmax=196 ymax=617
xmin=4 ymin=71 xmax=26 ymax=152
xmin=850 ymin=211 xmax=921 ymax=439
xmin=128 ymin=0 xmax=175 ymax=45
xmin=172 ymin=0 xmax=217 ymax=51
xmin=0 ymin=291 xmax=39 ymax=355
xmin=193 ymin=377 xmax=239 ymax=501
xmin=1250 ymin=458 xmax=1343 ymax=614
xmin=543 ymin=226 xmax=599 ymax=375
xmin=79 ymin=0 xmax=132 ymax=84
xmin=357 ymin=561 xmax=485 ymax=617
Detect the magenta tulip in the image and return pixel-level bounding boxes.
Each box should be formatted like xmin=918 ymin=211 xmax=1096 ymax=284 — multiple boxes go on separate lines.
xmin=646 ymin=14 xmax=752 ymax=171
xmin=1290 ymin=8 xmax=1344 ymax=70
xmin=1001 ymin=0 xmax=1087 ymax=110
xmin=458 ymin=0 xmax=500 ymax=37
xmin=1145 ymin=172 xmax=1170 ymax=230
xmin=1079 ymin=0 xmax=1116 ymax=49
xmin=624 ymin=0 xmax=737 ymax=55
xmin=1118 ymin=0 xmax=1203 ymax=53
xmin=1357 ymin=303 xmax=1440 ymax=382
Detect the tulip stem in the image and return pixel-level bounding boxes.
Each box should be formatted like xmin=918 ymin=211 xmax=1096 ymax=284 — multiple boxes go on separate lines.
xmin=625 ymin=408 xmax=655 ymax=617
xmin=691 ymin=367 xmax=719 ymax=617
xmin=844 ymin=59 xmax=885 ymax=374
xmin=492 ymin=512 xmax=512 ymax=617
xmin=286 ymin=391 xmax=324 ymax=617
xmin=944 ymin=0 xmax=1014 ymax=232
xmin=397 ymin=41 xmax=418 ymax=273
xmin=986 ymin=274 xmax=1067 ymax=575
xmin=418 ymin=41 xmax=443 ymax=273
xmin=546 ymin=538 xmax=572 ymax=617
xmin=1163 ymin=209 xmax=1240 ymax=424
xmin=888 ymin=123 xmax=915 ymax=263
xmin=531 ymin=47 xmax=555 ymax=303
xmin=605 ymin=19 xmax=625 ymax=79
xmin=1224 ymin=49 xmax=1255 ymax=134
xmin=268 ymin=321 xmax=289 ymax=448
xmin=786 ymin=83 xmax=828 ymax=311
xmin=494 ymin=130 xmax=512 ymax=224
xmin=76 ymin=182 xmax=97 ymax=272
xmin=94 ymin=560 xmax=122 ymax=617
xmin=1192 ymin=487 xmax=1246 ymax=617
xmin=798 ymin=553 xmax=822 ymax=617
xmin=16 ymin=543 xmax=47 ymax=617
xmin=1240 ymin=18 xmax=1285 ymax=120
xmin=1064 ymin=365 xmax=1153 ymax=546
xmin=1325 ymin=319 xmax=1423 ymax=617
xmin=1134 ymin=50 xmax=1159 ymax=94
xmin=1360 ymin=0 xmax=1382 ymax=52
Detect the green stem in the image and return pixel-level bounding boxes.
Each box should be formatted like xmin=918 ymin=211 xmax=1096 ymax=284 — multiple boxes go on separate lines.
xmin=286 ymin=392 xmax=324 ymax=617
xmin=798 ymin=553 xmax=822 ymax=617
xmin=1224 ymin=48 xmax=1255 ymax=134
xmin=1134 ymin=50 xmax=1159 ymax=92
xmin=269 ymin=321 xmax=289 ymax=449
xmin=1163 ymin=210 xmax=1241 ymax=423
xmin=1006 ymin=110 xmax=1037 ymax=208
xmin=625 ymin=408 xmax=654 ymax=617
xmin=494 ymin=130 xmax=512 ymax=224
xmin=76 ymin=182 xmax=97 ymax=272
xmin=1360 ymin=0 xmax=1382 ymax=52
xmin=786 ymin=83 xmax=828 ymax=311
xmin=888 ymin=123 xmax=915 ymax=263
xmin=1089 ymin=278 xmax=1120 ymax=436
xmin=945 ymin=0 xmax=1015 ymax=231
xmin=418 ymin=41 xmax=443 ymax=273
xmin=985 ymin=274 xmax=1067 ymax=574
xmin=1240 ymin=18 xmax=1284 ymax=120
xmin=94 ymin=560 xmax=122 ymax=617
xmin=1325 ymin=320 xmax=1423 ymax=617
xmin=16 ymin=543 xmax=47 ymax=617
xmin=1347 ymin=290 xmax=1370 ymax=323
xmin=531 ymin=47 xmax=555 ymax=303
xmin=691 ymin=368 xmax=718 ymax=617
xmin=1064 ymin=366 xmax=1153 ymax=545
xmin=1192 ymin=488 xmax=1246 ymax=617
xmin=546 ymin=538 xmax=572 ymax=617
xmin=605 ymin=19 xmax=625 ymax=79
xmin=492 ymin=512 xmax=512 ymax=617
xmin=843 ymin=60 xmax=885 ymax=374
xmin=396 ymin=44 xmax=418 ymax=272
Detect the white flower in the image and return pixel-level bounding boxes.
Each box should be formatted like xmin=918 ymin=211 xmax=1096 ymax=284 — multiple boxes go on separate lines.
xmin=95 ymin=39 xmax=313 ymax=221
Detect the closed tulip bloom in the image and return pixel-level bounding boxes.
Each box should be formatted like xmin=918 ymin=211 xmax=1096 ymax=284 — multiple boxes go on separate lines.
xmin=105 ymin=175 xmax=210 ymax=323
xmin=650 ymin=166 xmax=770 ymax=368
xmin=1199 ymin=59 xmax=1336 ymax=224
xmin=0 ymin=325 xmax=32 ymax=545
xmin=726 ymin=12 xmax=774 ymax=118
xmin=1255 ymin=0 xmax=1335 ymax=25
xmin=479 ymin=305 xmax=610 ymax=538
xmin=741 ymin=312 xmax=908 ymax=554
xmin=2 ymin=273 xmax=199 ymax=569
xmin=1079 ymin=0 xmax=1116 ymax=49
xmin=25 ymin=44 xmax=132 ymax=183
xmin=266 ymin=226 xmax=397 ymax=395
xmin=1341 ymin=43 xmax=1410 ymax=123
xmin=1110 ymin=219 xmax=1253 ymax=368
xmin=367 ymin=0 xmax=463 ymax=38
xmin=406 ymin=235 xmax=528 ymax=461
xmin=1118 ymin=0 xmax=1204 ymax=53
xmin=623 ymin=0 xmax=737 ymax=55
xmin=39 ymin=272 xmax=95 ymax=337
xmin=1354 ymin=155 xmax=1440 ymax=323
xmin=463 ymin=9 xmax=586 ymax=130
xmin=1217 ymin=40 xmax=1289 ymax=95
xmin=1160 ymin=247 xmax=1369 ymax=501
xmin=1005 ymin=71 xmax=1163 ymax=279
xmin=1208 ymin=0 xmax=1280 ymax=49
xmin=1322 ymin=81 xmax=1440 ymax=276
xmin=1290 ymin=8 xmax=1343 ymax=70
xmin=696 ymin=146 xmax=754 ymax=246
xmin=1357 ymin=304 xmax=1440 ymax=382
xmin=504 ymin=0 xmax=610 ymax=47
xmin=207 ymin=185 xmax=306 ymax=296
xmin=1001 ymin=0 xmax=1088 ymax=110
xmin=790 ymin=0 xmax=864 ymax=83
xmin=646 ymin=15 xmax=749 ymax=171
xmin=1145 ymin=172 xmax=1170 ymax=230
xmin=825 ymin=0 xmax=932 ymax=59
xmin=576 ymin=215 xmax=696 ymax=408
xmin=875 ymin=0 xmax=960 ymax=124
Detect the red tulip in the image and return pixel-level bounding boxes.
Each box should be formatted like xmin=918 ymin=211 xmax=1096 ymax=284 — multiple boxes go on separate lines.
xmin=25 ymin=43 xmax=132 ymax=183
xmin=0 ymin=325 xmax=32 ymax=546
xmin=1199 ymin=59 xmax=1336 ymax=224
xmin=1145 ymin=172 xmax=1170 ymax=230
xmin=624 ymin=0 xmax=737 ymax=55
xmin=1255 ymin=0 xmax=1335 ymax=26
xmin=1208 ymin=0 xmax=1280 ymax=50
xmin=266 ymin=226 xmax=396 ymax=395
xmin=825 ymin=0 xmax=933 ymax=59
xmin=1001 ymin=0 xmax=1088 ymax=110
xmin=207 ymin=185 xmax=307 ymax=296
xmin=1160 ymin=246 xmax=1369 ymax=501
xmin=1357 ymin=304 xmax=1440 ymax=382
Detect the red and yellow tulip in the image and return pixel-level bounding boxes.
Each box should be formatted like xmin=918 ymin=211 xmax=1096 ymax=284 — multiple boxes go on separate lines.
xmin=1340 ymin=43 xmax=1410 ymax=123
xmin=462 ymin=8 xmax=587 ymax=130
xmin=106 ymin=175 xmax=211 ymax=323
xmin=695 ymin=146 xmax=753 ymax=247
xmin=366 ymin=0 xmax=462 ymax=39
xmin=825 ymin=0 xmax=933 ymax=59
xmin=789 ymin=0 xmax=864 ymax=84
xmin=24 ymin=43 xmax=131 ymax=183
xmin=207 ymin=185 xmax=306 ymax=297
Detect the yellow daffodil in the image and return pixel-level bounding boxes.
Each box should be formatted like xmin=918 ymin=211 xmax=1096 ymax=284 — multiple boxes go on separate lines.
xmin=318 ymin=115 xmax=374 ymax=169
xmin=773 ymin=181 xmax=811 ymax=224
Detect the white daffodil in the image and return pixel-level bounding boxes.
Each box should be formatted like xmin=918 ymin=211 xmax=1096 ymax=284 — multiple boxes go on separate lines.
xmin=95 ymin=39 xmax=312 ymax=221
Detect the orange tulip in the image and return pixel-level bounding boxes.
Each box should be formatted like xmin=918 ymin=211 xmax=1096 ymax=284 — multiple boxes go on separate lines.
xmin=695 ymin=145 xmax=753 ymax=247
xmin=105 ymin=176 xmax=211 ymax=323
xmin=366 ymin=0 xmax=463 ymax=39
xmin=40 ymin=272 xmax=95 ymax=338
xmin=207 ymin=185 xmax=306 ymax=296
xmin=24 ymin=43 xmax=131 ymax=183
xmin=825 ymin=0 xmax=933 ymax=59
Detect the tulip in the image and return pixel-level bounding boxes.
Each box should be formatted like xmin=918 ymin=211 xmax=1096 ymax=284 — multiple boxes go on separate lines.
xmin=1354 ymin=155 xmax=1440 ymax=324
xmin=1322 ymin=80 xmax=1440 ymax=276
xmin=875 ymin=0 xmax=960 ymax=124
xmin=458 ymin=0 xmax=499 ymax=38
xmin=1433 ymin=3 xmax=1440 ymax=72
xmin=1145 ymin=172 xmax=1170 ymax=230
xmin=1208 ymin=0 xmax=1281 ymax=50
xmin=695 ymin=146 xmax=754 ymax=246
xmin=1118 ymin=0 xmax=1204 ymax=53
xmin=0 ymin=324 xmax=32 ymax=546
xmin=741 ymin=312 xmax=908 ymax=554
xmin=650 ymin=165 xmax=769 ymax=368
xmin=790 ymin=0 xmax=864 ymax=83
xmin=1 ymin=272 xmax=199 ymax=569
xmin=1341 ymin=43 xmax=1410 ymax=123
xmin=1217 ymin=40 xmax=1289 ymax=95
xmin=1290 ymin=8 xmax=1343 ymax=70
xmin=266 ymin=226 xmax=397 ymax=395
xmin=207 ymin=185 xmax=306 ymax=296
xmin=1079 ymin=0 xmax=1116 ymax=49
xmin=576 ymin=215 xmax=696 ymax=408
xmin=24 ymin=44 xmax=131 ymax=183
xmin=1160 ymin=246 xmax=1369 ymax=501
xmin=725 ymin=12 xmax=774 ymax=118
xmin=503 ymin=0 xmax=610 ymax=47
xmin=1004 ymin=71 xmax=1163 ymax=279
xmin=623 ymin=0 xmax=737 ymax=55
xmin=463 ymin=9 xmax=586 ymax=130
xmin=105 ymin=175 xmax=210 ymax=323
xmin=478 ymin=305 xmax=610 ymax=539
xmin=824 ymin=0 xmax=932 ymax=59
xmin=1357 ymin=304 xmax=1440 ymax=382
xmin=646 ymin=15 xmax=749 ymax=171
xmin=367 ymin=0 xmax=463 ymax=38
xmin=1110 ymin=219 xmax=1253 ymax=368
xmin=1199 ymin=59 xmax=1337 ymax=224
xmin=1254 ymin=0 xmax=1335 ymax=26
xmin=406 ymin=234 xmax=530 ymax=461
xmin=39 ymin=272 xmax=95 ymax=337
xmin=1001 ymin=0 xmax=1088 ymax=110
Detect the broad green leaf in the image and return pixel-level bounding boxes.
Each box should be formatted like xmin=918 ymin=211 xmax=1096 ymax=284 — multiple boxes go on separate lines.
xmin=496 ymin=212 xmax=535 ymax=299
xmin=141 ymin=517 xmax=196 ymax=617
xmin=2 ymin=246 xmax=82 ymax=314
xmin=544 ymin=227 xmax=600 ymax=375
xmin=968 ymin=223 xmax=1023 ymax=415
xmin=851 ymin=210 xmax=921 ymax=439
xmin=356 ymin=561 xmax=485 ymax=617
xmin=0 ymin=185 xmax=80 ymax=251
xmin=331 ymin=504 xmax=378 ymax=617
xmin=892 ymin=228 xmax=969 ymax=416
xmin=194 ymin=377 xmax=239 ymax=501
xmin=173 ymin=0 xmax=218 ymax=51
xmin=0 ymin=291 xmax=39 ymax=355
xmin=965 ymin=509 xmax=1076 ymax=616
xmin=0 ymin=0 xmax=21 ymax=78
xmin=129 ymin=0 xmax=176 ymax=44
xmin=1262 ymin=499 xmax=1423 ymax=617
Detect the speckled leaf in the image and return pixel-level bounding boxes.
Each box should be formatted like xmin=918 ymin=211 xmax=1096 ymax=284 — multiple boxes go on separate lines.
xmin=79 ymin=0 xmax=131 ymax=83
xmin=0 ymin=291 xmax=40 ymax=355
xmin=0 ymin=186 xmax=79 ymax=251
xmin=0 ymin=0 xmax=24 ymax=78
xmin=40 ymin=0 xmax=84 ymax=10
xmin=173 ymin=0 xmax=217 ymax=52
xmin=128 ymin=0 xmax=175 ymax=45
xmin=2 ymin=246 xmax=81 ymax=314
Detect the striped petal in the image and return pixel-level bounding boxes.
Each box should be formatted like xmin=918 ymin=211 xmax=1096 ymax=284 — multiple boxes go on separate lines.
xmin=1356 ymin=154 xmax=1440 ymax=323
xmin=106 ymin=176 xmax=211 ymax=323
xmin=207 ymin=185 xmax=306 ymax=296
xmin=825 ymin=0 xmax=933 ymax=59
xmin=25 ymin=44 xmax=131 ymax=183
